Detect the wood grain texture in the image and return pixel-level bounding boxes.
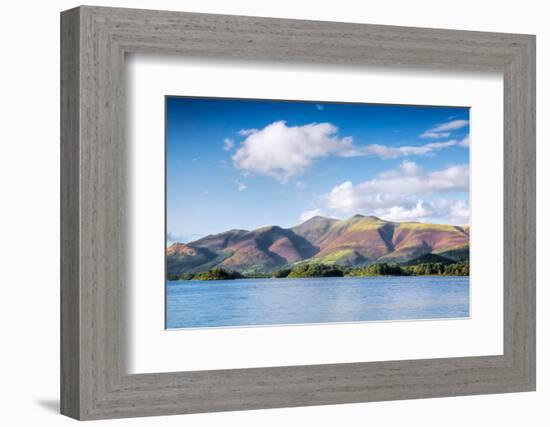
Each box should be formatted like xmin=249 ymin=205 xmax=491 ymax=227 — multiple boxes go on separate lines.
xmin=60 ymin=7 xmax=80 ymax=419
xmin=60 ymin=5 xmax=536 ymax=420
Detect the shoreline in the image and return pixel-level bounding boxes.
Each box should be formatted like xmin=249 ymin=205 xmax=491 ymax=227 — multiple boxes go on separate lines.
xmin=167 ymin=274 xmax=470 ymax=282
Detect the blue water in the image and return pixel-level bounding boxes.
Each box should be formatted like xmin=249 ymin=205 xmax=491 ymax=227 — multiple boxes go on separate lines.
xmin=166 ymin=276 xmax=469 ymax=329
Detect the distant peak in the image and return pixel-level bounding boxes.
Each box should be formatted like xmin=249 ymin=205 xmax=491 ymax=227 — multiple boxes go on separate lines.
xmin=297 ymin=215 xmax=339 ymax=226
xmin=305 ymin=215 xmax=330 ymax=222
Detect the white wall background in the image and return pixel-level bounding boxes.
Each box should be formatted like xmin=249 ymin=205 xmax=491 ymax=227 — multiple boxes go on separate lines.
xmin=0 ymin=0 xmax=546 ymax=425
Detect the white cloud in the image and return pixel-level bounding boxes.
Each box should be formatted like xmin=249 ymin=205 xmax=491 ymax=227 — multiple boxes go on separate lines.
xmin=232 ymin=121 xmax=465 ymax=181
xmin=237 ymin=128 xmax=258 ymax=136
xmin=377 ymin=199 xmax=469 ymax=224
xmin=295 ymin=181 xmax=307 ymax=189
xmin=382 ymin=201 xmax=433 ymax=221
xmin=300 ymin=208 xmax=325 ymax=222
xmin=420 ymin=131 xmax=451 ymax=139
xmin=237 ymin=182 xmax=248 ymax=191
xmin=444 ymin=199 xmax=470 ymax=225
xmin=323 ymin=160 xmax=469 ymax=224
xmin=223 ymin=138 xmax=235 ymax=151
xmin=342 ymin=140 xmax=458 ymax=159
xmin=431 ymin=119 xmax=469 ymax=132
xmin=232 ymin=121 xmax=355 ymax=181
xmin=336 ymin=160 xmax=469 ymax=197
xmin=458 ymin=136 xmax=470 ymax=147
xmin=420 ymin=119 xmax=469 ymax=138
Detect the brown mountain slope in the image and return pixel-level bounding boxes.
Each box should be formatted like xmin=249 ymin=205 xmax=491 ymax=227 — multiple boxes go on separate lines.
xmin=379 ymin=222 xmax=469 ymax=263
xmin=166 ymin=243 xmax=222 ymax=275
xmin=191 ymin=229 xmax=249 ymax=251
xmin=190 ymin=226 xmax=318 ymax=273
xmin=291 ymin=215 xmax=339 ymax=246
xmin=166 ymin=215 xmax=469 ymax=275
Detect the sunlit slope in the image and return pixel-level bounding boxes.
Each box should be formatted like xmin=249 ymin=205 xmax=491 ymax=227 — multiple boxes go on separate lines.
xmin=167 ymin=215 xmax=469 ymax=275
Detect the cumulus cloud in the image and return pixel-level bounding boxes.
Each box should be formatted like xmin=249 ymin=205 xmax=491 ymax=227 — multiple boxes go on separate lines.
xmin=323 ymin=160 xmax=469 ymax=224
xmin=382 ymin=201 xmax=433 ymax=221
xmin=380 ymin=199 xmax=469 ymax=224
xmin=232 ymin=121 xmax=355 ymax=181
xmin=300 ymin=208 xmax=325 ymax=222
xmin=223 ymin=138 xmax=235 ymax=151
xmin=420 ymin=119 xmax=469 ymax=139
xmin=434 ymin=198 xmax=469 ymax=225
xmin=237 ymin=182 xmax=248 ymax=191
xmin=327 ymin=160 xmax=469 ymax=201
xmin=231 ymin=121 xmax=466 ymax=181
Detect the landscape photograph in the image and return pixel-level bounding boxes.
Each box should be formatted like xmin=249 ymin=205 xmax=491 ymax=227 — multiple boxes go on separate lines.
xmin=165 ymin=96 xmax=470 ymax=329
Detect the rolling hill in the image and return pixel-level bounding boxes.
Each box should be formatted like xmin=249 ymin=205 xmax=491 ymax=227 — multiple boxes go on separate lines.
xmin=167 ymin=215 xmax=469 ymax=276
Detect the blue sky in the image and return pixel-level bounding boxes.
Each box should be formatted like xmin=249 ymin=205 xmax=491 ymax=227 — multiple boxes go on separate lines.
xmin=166 ymin=97 xmax=470 ymax=243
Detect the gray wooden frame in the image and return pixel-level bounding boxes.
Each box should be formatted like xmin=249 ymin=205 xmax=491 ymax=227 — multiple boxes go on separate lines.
xmin=61 ymin=5 xmax=536 ymax=420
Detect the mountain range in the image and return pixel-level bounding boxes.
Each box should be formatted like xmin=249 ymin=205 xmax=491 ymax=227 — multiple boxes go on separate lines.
xmin=167 ymin=215 xmax=469 ymax=276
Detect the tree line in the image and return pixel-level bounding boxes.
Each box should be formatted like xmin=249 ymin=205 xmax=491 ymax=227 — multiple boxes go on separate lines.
xmin=168 ymin=262 xmax=469 ymax=281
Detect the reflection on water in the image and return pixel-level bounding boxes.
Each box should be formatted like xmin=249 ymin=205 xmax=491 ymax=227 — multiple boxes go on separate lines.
xmin=166 ymin=276 xmax=469 ymax=329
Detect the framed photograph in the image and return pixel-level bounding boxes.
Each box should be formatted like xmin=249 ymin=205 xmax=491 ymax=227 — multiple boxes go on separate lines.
xmin=164 ymin=96 xmax=471 ymax=329
xmin=61 ymin=6 xmax=536 ymax=420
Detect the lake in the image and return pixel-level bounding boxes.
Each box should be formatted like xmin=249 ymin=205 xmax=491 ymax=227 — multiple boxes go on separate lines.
xmin=166 ymin=276 xmax=469 ymax=329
